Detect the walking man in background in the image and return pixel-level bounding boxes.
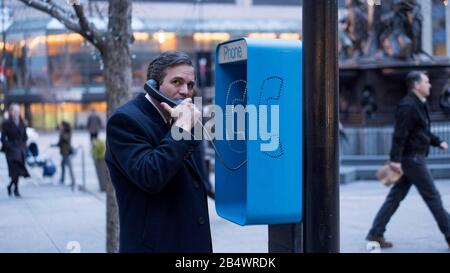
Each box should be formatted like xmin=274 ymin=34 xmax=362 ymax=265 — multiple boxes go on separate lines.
xmin=86 ymin=108 xmax=102 ymax=141
xmin=366 ymin=71 xmax=450 ymax=249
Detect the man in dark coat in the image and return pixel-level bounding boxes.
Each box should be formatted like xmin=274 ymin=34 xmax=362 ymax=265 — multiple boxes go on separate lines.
xmin=86 ymin=109 xmax=102 ymax=141
xmin=105 ymin=51 xmax=212 ymax=253
xmin=1 ymin=103 xmax=30 ymax=197
xmin=366 ymin=71 xmax=450 ymax=249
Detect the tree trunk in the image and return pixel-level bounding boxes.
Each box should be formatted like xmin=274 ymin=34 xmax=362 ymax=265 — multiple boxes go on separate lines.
xmin=103 ymin=0 xmax=133 ymax=253
xmin=17 ymin=0 xmax=135 ymax=253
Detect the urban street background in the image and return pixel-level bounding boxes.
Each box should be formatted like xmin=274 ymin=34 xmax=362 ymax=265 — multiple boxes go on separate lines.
xmin=0 ymin=130 xmax=449 ymax=253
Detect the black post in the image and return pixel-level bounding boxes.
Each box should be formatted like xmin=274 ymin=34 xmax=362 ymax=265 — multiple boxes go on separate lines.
xmin=303 ymin=0 xmax=340 ymax=252
xmin=268 ymin=223 xmax=302 ymax=253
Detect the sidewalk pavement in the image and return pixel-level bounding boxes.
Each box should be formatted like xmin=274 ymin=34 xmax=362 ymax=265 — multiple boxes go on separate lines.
xmin=0 ymin=181 xmax=267 ymax=253
xmin=341 ymin=180 xmax=450 ymax=253
xmin=0 ymin=131 xmax=449 ymax=253
xmin=0 ymin=130 xmax=267 ymax=253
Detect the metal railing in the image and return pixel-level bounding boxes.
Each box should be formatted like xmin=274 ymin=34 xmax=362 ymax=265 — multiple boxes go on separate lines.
xmin=73 ymin=145 xmax=86 ymax=191
xmin=341 ymin=122 xmax=450 ymax=156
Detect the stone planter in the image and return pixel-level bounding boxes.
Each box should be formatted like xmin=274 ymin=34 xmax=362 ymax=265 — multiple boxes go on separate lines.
xmin=94 ymin=159 xmax=109 ymax=192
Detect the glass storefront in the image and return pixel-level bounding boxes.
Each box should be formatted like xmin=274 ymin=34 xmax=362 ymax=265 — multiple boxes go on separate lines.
xmin=1 ymin=19 xmax=301 ymax=130
xmin=29 ymin=101 xmax=107 ymax=131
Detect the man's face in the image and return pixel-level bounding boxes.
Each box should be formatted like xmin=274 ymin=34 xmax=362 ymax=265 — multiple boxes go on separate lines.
xmin=159 ymin=64 xmax=196 ymax=101
xmin=414 ymin=74 xmax=431 ymax=98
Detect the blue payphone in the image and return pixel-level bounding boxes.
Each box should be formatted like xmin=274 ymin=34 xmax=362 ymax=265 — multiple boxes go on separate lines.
xmin=214 ymin=38 xmax=302 ymax=225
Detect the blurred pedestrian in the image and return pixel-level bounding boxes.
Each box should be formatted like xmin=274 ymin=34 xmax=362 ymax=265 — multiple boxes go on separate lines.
xmin=86 ymin=108 xmax=102 ymax=142
xmin=360 ymin=88 xmax=377 ymax=124
xmin=439 ymin=81 xmax=450 ymax=115
xmin=1 ymin=103 xmax=30 ymax=198
xmin=55 ymin=121 xmax=76 ymax=191
xmin=366 ymin=71 xmax=450 ymax=249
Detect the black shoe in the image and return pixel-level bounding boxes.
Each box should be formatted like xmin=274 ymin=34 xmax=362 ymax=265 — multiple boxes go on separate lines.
xmin=7 ymin=185 xmax=12 ymax=197
xmin=14 ymin=191 xmax=21 ymax=198
xmin=366 ymin=234 xmax=393 ymax=248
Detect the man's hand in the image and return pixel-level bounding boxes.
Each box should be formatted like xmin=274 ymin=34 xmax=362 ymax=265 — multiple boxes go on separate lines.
xmin=440 ymin=142 xmax=449 ymax=150
xmin=161 ymin=98 xmax=201 ymax=132
xmin=389 ymin=161 xmax=403 ymax=174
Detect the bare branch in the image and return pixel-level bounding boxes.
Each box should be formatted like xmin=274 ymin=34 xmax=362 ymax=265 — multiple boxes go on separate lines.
xmin=17 ymin=0 xmax=80 ymax=31
xmin=16 ymin=0 xmax=105 ymax=52
xmin=72 ymin=3 xmax=105 ymax=50
xmin=94 ymin=2 xmax=105 ymax=19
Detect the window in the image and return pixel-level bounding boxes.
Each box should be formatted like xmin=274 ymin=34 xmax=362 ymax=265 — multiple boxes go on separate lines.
xmin=5 ymin=33 xmax=26 ymax=92
xmin=25 ymin=31 xmax=50 ymax=92
xmin=253 ymin=0 xmax=301 ymax=5
xmin=104 ymin=0 xmax=235 ymax=3
xmin=253 ymin=0 xmax=346 ymax=7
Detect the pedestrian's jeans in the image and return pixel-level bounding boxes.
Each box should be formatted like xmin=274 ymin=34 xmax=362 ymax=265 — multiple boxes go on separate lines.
xmin=60 ymin=155 xmax=76 ymax=186
xmin=369 ymin=155 xmax=450 ymax=238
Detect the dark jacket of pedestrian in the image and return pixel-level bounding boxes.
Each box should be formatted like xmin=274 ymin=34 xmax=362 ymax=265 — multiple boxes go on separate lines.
xmin=105 ymin=93 xmax=212 ymax=253
xmin=57 ymin=126 xmax=72 ymax=157
xmin=87 ymin=112 xmax=102 ymax=134
xmin=1 ymin=118 xmax=30 ymax=179
xmin=368 ymin=72 xmax=450 ymax=249
xmin=55 ymin=121 xmax=76 ymax=187
xmin=390 ymin=92 xmax=442 ymax=162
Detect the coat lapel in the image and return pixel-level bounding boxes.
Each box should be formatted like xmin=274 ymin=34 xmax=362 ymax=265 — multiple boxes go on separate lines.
xmin=135 ymin=93 xmax=206 ymax=188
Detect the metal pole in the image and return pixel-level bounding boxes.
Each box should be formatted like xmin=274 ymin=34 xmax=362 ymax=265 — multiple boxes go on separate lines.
xmin=78 ymin=146 xmax=86 ymax=192
xmin=82 ymin=148 xmax=86 ymax=191
xmin=268 ymin=223 xmax=302 ymax=253
xmin=303 ymin=0 xmax=340 ymax=253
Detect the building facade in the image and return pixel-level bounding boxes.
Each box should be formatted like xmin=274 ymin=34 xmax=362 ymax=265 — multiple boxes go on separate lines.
xmin=0 ymin=0 xmax=448 ymax=129
xmin=1 ymin=0 xmax=307 ymax=130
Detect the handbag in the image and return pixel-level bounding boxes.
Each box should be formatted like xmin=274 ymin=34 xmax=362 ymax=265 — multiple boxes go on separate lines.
xmin=69 ymin=146 xmax=76 ymax=156
xmin=376 ymin=162 xmax=403 ymax=186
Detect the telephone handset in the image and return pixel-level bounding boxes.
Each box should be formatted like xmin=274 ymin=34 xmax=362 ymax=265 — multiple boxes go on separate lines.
xmin=144 ymin=80 xmax=246 ymax=171
xmin=144 ymin=79 xmax=183 ymax=108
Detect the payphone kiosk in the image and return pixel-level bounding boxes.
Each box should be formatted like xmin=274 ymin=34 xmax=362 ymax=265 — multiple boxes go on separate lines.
xmin=214 ymin=38 xmax=302 ymax=225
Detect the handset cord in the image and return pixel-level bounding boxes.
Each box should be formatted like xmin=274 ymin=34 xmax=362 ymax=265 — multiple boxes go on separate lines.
xmin=198 ymin=121 xmax=247 ymax=171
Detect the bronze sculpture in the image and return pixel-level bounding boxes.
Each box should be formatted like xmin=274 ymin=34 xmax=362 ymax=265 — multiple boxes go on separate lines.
xmin=339 ymin=0 xmax=450 ymax=125
xmin=340 ymin=0 xmax=428 ymax=61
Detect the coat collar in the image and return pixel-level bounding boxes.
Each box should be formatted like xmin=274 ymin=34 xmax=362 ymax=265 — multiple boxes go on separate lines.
xmin=133 ymin=92 xmax=168 ymax=128
xmin=408 ymin=92 xmax=427 ymax=106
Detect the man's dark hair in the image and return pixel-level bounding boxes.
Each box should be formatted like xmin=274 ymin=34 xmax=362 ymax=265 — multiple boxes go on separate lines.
xmin=147 ymin=51 xmax=193 ymax=86
xmin=406 ymin=70 xmax=427 ymax=91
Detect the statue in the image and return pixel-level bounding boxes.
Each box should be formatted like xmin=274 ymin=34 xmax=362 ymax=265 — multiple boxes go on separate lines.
xmin=340 ymin=0 xmax=428 ymax=61
xmin=380 ymin=0 xmax=425 ymax=60
xmin=360 ymin=88 xmax=378 ymax=123
xmin=339 ymin=0 xmax=450 ymax=126
xmin=340 ymin=0 xmax=368 ymax=59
